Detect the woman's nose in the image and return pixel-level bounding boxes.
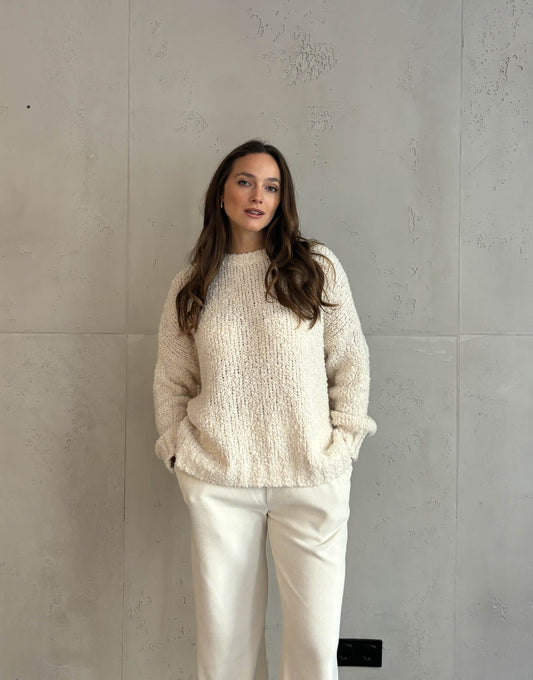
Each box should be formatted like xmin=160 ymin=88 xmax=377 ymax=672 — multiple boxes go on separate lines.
xmin=251 ymin=187 xmax=263 ymax=202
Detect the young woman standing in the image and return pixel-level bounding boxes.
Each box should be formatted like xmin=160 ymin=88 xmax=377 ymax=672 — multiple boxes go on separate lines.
xmin=153 ymin=139 xmax=377 ymax=680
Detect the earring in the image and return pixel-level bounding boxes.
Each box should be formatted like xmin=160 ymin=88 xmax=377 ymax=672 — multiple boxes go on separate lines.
xmin=220 ymin=200 xmax=224 ymax=209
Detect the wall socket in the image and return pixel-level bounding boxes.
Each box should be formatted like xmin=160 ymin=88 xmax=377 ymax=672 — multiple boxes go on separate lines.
xmin=337 ymin=638 xmax=383 ymax=667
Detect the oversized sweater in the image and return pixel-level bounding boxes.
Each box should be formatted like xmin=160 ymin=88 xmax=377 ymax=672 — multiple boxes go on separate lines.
xmin=152 ymin=242 xmax=377 ymax=487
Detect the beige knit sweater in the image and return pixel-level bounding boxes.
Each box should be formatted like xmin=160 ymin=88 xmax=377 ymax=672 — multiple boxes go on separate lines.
xmin=153 ymin=243 xmax=377 ymax=487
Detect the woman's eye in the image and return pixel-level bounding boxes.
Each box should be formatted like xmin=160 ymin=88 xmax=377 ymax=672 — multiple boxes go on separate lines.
xmin=236 ymin=179 xmax=278 ymax=192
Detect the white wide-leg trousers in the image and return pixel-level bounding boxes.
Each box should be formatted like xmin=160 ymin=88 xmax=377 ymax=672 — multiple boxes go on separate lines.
xmin=175 ymin=466 xmax=352 ymax=680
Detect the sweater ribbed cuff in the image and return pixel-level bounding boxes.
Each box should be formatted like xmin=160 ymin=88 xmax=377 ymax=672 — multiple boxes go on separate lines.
xmin=335 ymin=418 xmax=377 ymax=461
xmin=154 ymin=427 xmax=178 ymax=474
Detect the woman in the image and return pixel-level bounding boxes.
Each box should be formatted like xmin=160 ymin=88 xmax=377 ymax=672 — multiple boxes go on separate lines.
xmin=153 ymin=139 xmax=377 ymax=680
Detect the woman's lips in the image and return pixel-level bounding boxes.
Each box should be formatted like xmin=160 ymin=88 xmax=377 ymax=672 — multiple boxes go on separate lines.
xmin=244 ymin=209 xmax=264 ymax=218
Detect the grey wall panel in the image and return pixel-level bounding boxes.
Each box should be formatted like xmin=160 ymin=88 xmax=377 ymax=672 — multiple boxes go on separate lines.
xmin=340 ymin=336 xmax=457 ymax=680
xmin=461 ymin=0 xmax=533 ymax=333
xmin=456 ymin=336 xmax=533 ymax=680
xmin=0 ymin=0 xmax=128 ymax=333
xmin=302 ymin=0 xmax=462 ymax=337
xmin=124 ymin=333 xmax=196 ymax=679
xmin=129 ymin=0 xmax=461 ymax=337
xmin=0 ymin=333 xmax=125 ymax=680
xmin=128 ymin=0 xmax=283 ymax=334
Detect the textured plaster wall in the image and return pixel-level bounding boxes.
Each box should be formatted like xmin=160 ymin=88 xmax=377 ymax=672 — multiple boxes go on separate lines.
xmin=1 ymin=1 xmax=532 ymax=679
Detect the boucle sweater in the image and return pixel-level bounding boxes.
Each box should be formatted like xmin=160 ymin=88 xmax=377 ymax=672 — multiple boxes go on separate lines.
xmin=153 ymin=243 xmax=377 ymax=487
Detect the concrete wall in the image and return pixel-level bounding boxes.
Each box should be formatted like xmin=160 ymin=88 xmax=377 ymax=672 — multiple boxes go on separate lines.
xmin=1 ymin=1 xmax=531 ymax=678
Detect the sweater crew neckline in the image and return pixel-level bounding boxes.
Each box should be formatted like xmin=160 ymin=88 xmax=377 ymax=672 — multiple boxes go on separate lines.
xmin=223 ymin=247 xmax=268 ymax=265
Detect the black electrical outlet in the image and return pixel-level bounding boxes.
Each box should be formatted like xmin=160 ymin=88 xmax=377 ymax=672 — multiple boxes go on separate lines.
xmin=337 ymin=638 xmax=382 ymax=667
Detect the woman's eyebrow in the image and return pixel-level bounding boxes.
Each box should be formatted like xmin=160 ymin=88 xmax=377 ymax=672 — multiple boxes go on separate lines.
xmin=235 ymin=171 xmax=280 ymax=183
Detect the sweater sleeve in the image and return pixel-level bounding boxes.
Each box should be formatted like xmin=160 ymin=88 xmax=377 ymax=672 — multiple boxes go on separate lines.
xmin=153 ymin=266 xmax=200 ymax=473
xmin=321 ymin=247 xmax=377 ymax=461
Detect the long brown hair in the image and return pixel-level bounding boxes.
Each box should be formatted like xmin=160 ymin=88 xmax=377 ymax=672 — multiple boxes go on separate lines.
xmin=176 ymin=139 xmax=338 ymax=336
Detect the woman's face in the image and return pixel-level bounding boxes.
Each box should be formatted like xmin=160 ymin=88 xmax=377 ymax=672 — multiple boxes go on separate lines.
xmin=221 ymin=153 xmax=281 ymax=239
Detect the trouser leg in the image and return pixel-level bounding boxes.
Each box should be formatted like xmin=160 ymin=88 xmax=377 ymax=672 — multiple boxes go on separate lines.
xmin=267 ymin=468 xmax=352 ymax=680
xmin=175 ymin=469 xmax=269 ymax=680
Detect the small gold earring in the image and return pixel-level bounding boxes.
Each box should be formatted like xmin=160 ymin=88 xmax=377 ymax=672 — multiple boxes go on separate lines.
xmin=220 ymin=200 xmax=224 ymax=209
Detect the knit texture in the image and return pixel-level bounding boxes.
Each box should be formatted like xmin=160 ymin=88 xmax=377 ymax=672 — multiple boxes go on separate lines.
xmin=153 ymin=243 xmax=377 ymax=487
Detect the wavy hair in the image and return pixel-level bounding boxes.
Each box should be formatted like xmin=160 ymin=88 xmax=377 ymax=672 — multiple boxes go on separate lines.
xmin=176 ymin=139 xmax=338 ymax=336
